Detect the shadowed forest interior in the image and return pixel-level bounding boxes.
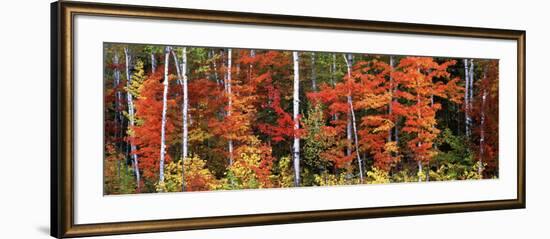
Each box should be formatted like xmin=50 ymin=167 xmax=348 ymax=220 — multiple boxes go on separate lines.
xmin=103 ymin=43 xmax=499 ymax=195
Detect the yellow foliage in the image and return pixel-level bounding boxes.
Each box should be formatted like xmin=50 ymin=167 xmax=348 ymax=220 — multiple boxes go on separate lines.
xmin=188 ymin=128 xmax=213 ymax=144
xmin=156 ymin=155 xmax=218 ymax=193
xmin=277 ymin=156 xmax=294 ymax=188
xmin=366 ymin=167 xmax=390 ymax=184
xmin=220 ymin=137 xmax=274 ymax=189
xmin=314 ymin=173 xmax=360 ymax=186
xmin=384 ymin=141 xmax=399 ymax=154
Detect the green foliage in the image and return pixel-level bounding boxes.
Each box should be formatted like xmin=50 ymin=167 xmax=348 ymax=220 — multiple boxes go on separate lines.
xmin=104 ymin=144 xmax=136 ymax=194
xmin=302 ymin=104 xmax=332 ymax=175
xmin=435 ymin=128 xmax=473 ymax=165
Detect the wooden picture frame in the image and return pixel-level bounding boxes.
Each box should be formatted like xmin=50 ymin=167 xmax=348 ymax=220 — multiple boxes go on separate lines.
xmin=51 ymin=1 xmax=526 ymax=238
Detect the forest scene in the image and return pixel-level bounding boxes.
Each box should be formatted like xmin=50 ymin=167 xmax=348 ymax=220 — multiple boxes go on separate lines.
xmin=103 ymin=43 xmax=499 ymax=195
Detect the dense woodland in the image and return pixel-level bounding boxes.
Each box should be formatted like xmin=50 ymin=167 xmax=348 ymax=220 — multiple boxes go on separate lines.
xmin=103 ymin=43 xmax=499 ymax=194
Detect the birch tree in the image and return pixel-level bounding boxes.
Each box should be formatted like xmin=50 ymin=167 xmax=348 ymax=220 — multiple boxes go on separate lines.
xmin=311 ymin=52 xmax=317 ymax=91
xmin=343 ymin=53 xmax=364 ymax=183
xmin=151 ymin=53 xmax=156 ymax=73
xmin=113 ymin=53 xmax=123 ymax=179
xmin=158 ymin=46 xmax=171 ymax=186
xmin=181 ymin=48 xmax=189 ymax=191
xmin=124 ymin=47 xmax=141 ymax=191
xmin=171 ymin=47 xmax=189 ymax=192
xmin=464 ymin=58 xmax=475 ymax=138
xmin=227 ymin=48 xmax=234 ymax=165
xmin=292 ymin=51 xmax=301 ymax=187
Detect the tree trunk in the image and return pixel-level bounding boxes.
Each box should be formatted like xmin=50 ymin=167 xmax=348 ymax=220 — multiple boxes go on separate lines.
xmin=113 ymin=53 xmax=122 ymax=181
xmin=292 ymin=51 xmax=301 ymax=187
xmin=171 ymin=48 xmax=189 ymax=192
xmin=158 ymin=46 xmax=171 ymax=187
xmin=464 ymin=59 xmax=470 ymax=138
xmin=211 ymin=50 xmax=220 ymax=86
xmin=181 ymin=47 xmax=189 ymax=190
xmin=468 ymin=59 xmax=474 ymax=129
xmin=151 ymin=53 xmax=156 ymax=73
xmin=227 ymin=49 xmax=234 ymax=165
xmin=343 ymin=54 xmax=364 ymax=183
xmin=417 ymin=161 xmax=423 ymax=182
xmin=416 ymin=72 xmax=423 ymax=183
xmin=311 ymin=52 xmax=317 ymax=91
xmin=124 ymin=48 xmax=141 ymax=191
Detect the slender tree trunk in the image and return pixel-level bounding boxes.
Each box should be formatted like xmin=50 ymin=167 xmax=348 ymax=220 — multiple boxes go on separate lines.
xmin=469 ymin=59 xmax=474 ymax=112
xmin=311 ymin=52 xmax=317 ymax=91
xmin=227 ymin=49 xmax=234 ymax=165
xmin=151 ymin=53 xmax=156 ymax=73
xmin=292 ymin=51 xmax=301 ymax=187
xmin=181 ymin=48 xmax=189 ymax=190
xmin=171 ymin=48 xmax=189 ymax=192
xmin=427 ymin=94 xmax=436 ymax=182
xmin=417 ymin=161 xmax=423 ymax=182
xmin=248 ymin=50 xmax=255 ymax=81
xmin=124 ymin=48 xmax=141 ymax=191
xmin=416 ymin=73 xmax=423 ymax=183
xmin=113 ymin=53 xmax=121 ymax=180
xmin=159 ymin=46 xmax=171 ymax=187
xmin=343 ymin=54 xmax=364 ymax=183
xmin=464 ymin=59 xmax=470 ymax=138
xmin=211 ymin=50 xmax=220 ymax=86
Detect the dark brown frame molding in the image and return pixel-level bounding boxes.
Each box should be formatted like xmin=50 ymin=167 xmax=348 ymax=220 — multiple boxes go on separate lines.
xmin=51 ymin=1 xmax=526 ymax=238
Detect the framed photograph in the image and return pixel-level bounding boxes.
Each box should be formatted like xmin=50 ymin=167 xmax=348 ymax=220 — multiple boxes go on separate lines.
xmin=51 ymin=1 xmax=526 ymax=238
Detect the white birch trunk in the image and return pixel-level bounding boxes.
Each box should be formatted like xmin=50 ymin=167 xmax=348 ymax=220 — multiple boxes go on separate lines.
xmin=158 ymin=46 xmax=171 ymax=186
xmin=211 ymin=50 xmax=220 ymax=86
xmin=151 ymin=53 xmax=156 ymax=73
xmin=311 ymin=52 xmax=317 ymax=91
xmin=113 ymin=53 xmax=122 ymax=180
xmin=227 ymin=49 xmax=234 ymax=165
xmin=292 ymin=51 xmax=301 ymax=187
xmin=124 ymin=48 xmax=141 ymax=191
xmin=417 ymin=161 xmax=423 ymax=182
xmin=182 ymin=48 xmax=189 ymax=191
xmin=248 ymin=50 xmax=255 ymax=81
xmin=464 ymin=59 xmax=470 ymax=138
xmin=416 ymin=71 xmax=423 ymax=182
xmin=343 ymin=54 xmax=364 ymax=183
xmin=469 ymin=59 xmax=475 ymax=125
xmin=171 ymin=48 xmax=189 ymax=192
